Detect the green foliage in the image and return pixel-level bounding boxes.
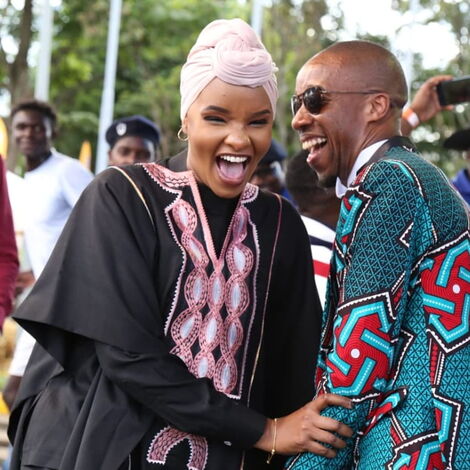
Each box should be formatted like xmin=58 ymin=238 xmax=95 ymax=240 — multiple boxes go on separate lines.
xmin=51 ymin=0 xmax=249 ymax=161
xmin=262 ymin=0 xmax=341 ymax=154
xmin=3 ymin=0 xmax=469 ymax=175
xmin=393 ymin=0 xmax=470 ymax=174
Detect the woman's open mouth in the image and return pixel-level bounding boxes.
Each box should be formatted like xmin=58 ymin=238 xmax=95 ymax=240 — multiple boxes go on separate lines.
xmin=216 ymin=154 xmax=250 ymax=184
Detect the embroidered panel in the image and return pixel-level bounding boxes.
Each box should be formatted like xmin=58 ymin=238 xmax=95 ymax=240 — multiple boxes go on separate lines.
xmin=141 ymin=165 xmax=261 ymax=468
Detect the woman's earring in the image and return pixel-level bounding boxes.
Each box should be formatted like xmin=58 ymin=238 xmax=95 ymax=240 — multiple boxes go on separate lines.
xmin=177 ymin=128 xmax=188 ymax=142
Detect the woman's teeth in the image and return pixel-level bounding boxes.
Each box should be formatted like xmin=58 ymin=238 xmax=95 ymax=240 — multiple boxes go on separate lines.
xmin=219 ymin=155 xmax=248 ymax=164
xmin=217 ymin=155 xmax=249 ymax=181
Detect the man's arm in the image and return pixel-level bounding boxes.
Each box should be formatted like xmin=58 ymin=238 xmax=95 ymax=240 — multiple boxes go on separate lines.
xmin=401 ymin=74 xmax=453 ymax=137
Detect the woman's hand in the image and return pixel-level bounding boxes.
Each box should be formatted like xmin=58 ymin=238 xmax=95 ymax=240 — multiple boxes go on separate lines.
xmin=255 ymin=393 xmax=353 ymax=459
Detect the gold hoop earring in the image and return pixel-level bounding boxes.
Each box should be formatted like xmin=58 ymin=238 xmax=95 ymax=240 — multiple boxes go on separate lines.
xmin=177 ymin=128 xmax=188 ymax=142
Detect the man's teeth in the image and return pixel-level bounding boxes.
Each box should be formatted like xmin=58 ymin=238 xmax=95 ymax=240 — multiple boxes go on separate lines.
xmin=302 ymin=137 xmax=327 ymax=151
xmin=219 ymin=155 xmax=248 ymax=164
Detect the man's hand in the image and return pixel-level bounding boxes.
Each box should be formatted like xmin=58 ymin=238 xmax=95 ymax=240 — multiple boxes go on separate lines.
xmin=410 ymin=74 xmax=453 ymax=123
xmin=255 ymin=393 xmax=353 ymax=459
xmin=15 ymin=270 xmax=35 ymax=297
xmin=401 ymin=75 xmax=453 ymax=137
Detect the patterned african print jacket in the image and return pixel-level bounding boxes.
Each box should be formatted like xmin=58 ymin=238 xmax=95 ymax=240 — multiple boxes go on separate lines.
xmin=288 ymin=137 xmax=470 ymax=470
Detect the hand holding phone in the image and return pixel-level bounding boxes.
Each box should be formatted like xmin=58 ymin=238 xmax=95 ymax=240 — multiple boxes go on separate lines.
xmin=437 ymin=76 xmax=470 ymax=106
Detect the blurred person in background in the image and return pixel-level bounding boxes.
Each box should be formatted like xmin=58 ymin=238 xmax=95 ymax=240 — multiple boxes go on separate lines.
xmin=106 ymin=115 xmax=161 ymax=166
xmin=249 ymin=139 xmax=292 ymax=199
xmin=0 ymin=156 xmax=18 ymax=328
xmin=400 ymin=74 xmax=453 ymax=137
xmin=285 ymin=149 xmax=340 ymax=307
xmin=444 ymin=127 xmax=470 ymax=205
xmin=2 ymin=100 xmax=93 ymax=411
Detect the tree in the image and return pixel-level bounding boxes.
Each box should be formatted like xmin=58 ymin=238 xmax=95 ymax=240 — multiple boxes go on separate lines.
xmin=262 ymin=0 xmax=341 ymax=154
xmin=0 ymin=0 xmax=35 ymax=169
xmin=50 ymin=0 xmax=248 ymax=164
xmin=393 ymin=0 xmax=470 ymax=174
xmin=0 ymin=0 xmax=34 ymax=105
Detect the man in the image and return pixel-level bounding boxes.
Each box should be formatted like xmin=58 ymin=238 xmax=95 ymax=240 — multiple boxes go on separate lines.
xmin=106 ymin=115 xmax=160 ymax=165
xmin=444 ymin=127 xmax=470 ymax=205
xmin=2 ymin=100 xmax=93 ymax=409
xmin=0 ymin=156 xmax=18 ymax=328
xmin=288 ymin=41 xmax=469 ymax=469
xmin=249 ymin=139 xmax=292 ymax=199
xmin=285 ymin=150 xmax=340 ymax=307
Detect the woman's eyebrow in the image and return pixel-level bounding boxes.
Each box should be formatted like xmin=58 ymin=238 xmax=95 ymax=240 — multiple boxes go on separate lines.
xmin=201 ymin=106 xmax=272 ymax=117
xmin=202 ymin=105 xmax=229 ymax=114
xmin=250 ymin=109 xmax=272 ymax=117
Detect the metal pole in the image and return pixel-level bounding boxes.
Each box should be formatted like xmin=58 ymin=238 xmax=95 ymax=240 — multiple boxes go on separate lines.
xmin=251 ymin=0 xmax=264 ymax=38
xmin=95 ymin=0 xmax=122 ymax=174
xmin=403 ymin=0 xmax=420 ymax=96
xmin=34 ymin=0 xmax=53 ymax=100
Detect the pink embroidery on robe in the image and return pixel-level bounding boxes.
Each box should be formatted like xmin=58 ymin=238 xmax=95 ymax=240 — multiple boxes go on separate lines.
xmin=141 ymin=168 xmax=260 ymax=468
xmin=147 ymin=427 xmax=208 ymax=470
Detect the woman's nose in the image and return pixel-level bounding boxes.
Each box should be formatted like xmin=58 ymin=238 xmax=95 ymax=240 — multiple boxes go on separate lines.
xmin=225 ymin=128 xmax=251 ymax=150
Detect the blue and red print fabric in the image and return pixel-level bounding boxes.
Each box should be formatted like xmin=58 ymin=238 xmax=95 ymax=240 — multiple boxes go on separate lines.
xmin=288 ymin=145 xmax=470 ymax=469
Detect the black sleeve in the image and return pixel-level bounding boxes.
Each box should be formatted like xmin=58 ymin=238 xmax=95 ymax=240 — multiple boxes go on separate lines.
xmin=95 ymin=342 xmax=266 ymax=448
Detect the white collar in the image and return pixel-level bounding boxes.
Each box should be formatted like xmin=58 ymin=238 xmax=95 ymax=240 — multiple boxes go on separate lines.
xmin=335 ymin=140 xmax=387 ymax=198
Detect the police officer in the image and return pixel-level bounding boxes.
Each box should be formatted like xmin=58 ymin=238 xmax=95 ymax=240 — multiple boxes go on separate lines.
xmin=106 ymin=115 xmax=160 ymax=165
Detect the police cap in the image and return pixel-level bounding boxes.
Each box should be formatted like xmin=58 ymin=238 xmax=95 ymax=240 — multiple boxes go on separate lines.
xmin=105 ymin=115 xmax=160 ymax=148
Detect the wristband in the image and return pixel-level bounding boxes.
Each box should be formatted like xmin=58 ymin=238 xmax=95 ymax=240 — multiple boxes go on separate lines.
xmin=402 ymin=107 xmax=420 ymax=129
xmin=266 ymin=418 xmax=278 ymax=464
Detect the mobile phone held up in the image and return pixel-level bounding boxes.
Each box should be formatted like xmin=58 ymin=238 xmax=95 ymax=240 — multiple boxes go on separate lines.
xmin=437 ymin=76 xmax=470 ymax=106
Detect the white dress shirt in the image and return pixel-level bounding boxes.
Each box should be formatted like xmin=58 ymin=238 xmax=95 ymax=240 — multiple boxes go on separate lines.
xmin=335 ymin=140 xmax=387 ymax=198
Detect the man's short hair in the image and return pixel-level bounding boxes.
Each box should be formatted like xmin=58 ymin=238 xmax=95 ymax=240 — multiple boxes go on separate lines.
xmin=10 ymin=99 xmax=58 ymax=129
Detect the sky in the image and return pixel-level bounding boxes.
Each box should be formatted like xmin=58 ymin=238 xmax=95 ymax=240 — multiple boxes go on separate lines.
xmin=332 ymin=0 xmax=461 ymax=84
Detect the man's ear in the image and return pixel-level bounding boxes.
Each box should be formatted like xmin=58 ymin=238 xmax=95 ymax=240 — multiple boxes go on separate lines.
xmin=366 ymin=93 xmax=391 ymax=122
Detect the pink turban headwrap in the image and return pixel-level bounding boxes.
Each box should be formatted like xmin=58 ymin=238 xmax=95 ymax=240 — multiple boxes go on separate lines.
xmin=180 ymin=18 xmax=278 ymax=121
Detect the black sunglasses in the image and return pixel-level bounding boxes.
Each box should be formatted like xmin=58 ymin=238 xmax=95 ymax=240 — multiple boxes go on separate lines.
xmin=291 ymin=86 xmax=382 ymax=116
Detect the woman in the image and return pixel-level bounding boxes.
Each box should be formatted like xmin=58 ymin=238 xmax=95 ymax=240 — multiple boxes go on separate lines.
xmin=8 ymin=19 xmax=351 ymax=470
